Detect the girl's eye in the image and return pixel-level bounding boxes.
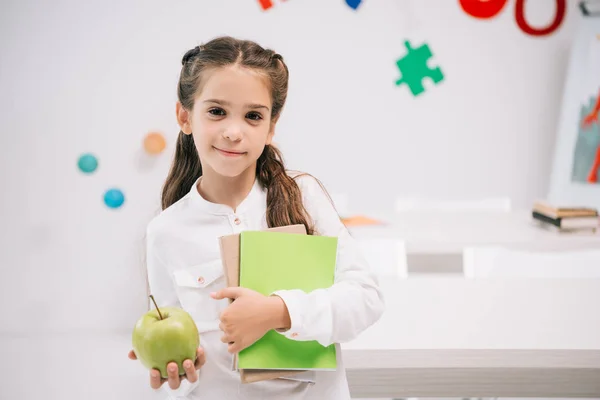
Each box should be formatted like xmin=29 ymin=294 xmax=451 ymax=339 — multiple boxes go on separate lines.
xmin=246 ymin=112 xmax=262 ymax=121
xmin=208 ymin=108 xmax=226 ymax=116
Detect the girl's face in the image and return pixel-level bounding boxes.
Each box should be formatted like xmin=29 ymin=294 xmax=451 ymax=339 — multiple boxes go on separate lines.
xmin=177 ymin=65 xmax=274 ymax=179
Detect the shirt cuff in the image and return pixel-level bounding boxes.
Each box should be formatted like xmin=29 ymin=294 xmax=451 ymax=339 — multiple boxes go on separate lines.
xmin=271 ymin=289 xmax=306 ymax=340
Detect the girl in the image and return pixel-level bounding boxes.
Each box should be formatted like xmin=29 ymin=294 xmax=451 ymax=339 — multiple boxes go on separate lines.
xmin=128 ymin=36 xmax=384 ymax=399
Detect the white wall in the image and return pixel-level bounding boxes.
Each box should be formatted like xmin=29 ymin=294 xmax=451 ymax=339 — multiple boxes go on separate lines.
xmin=0 ymin=0 xmax=583 ymax=335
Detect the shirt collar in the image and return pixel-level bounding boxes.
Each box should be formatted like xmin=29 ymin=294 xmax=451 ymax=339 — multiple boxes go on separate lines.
xmin=188 ymin=176 xmax=265 ymax=215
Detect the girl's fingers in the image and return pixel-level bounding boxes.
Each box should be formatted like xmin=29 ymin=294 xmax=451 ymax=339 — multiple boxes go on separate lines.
xmin=221 ymin=335 xmax=234 ymax=344
xmin=195 ymin=347 xmax=206 ymax=369
xmin=167 ymin=362 xmax=180 ymax=390
xmin=128 ymin=350 xmax=137 ymax=360
xmin=144 ymin=351 xmax=203 ymax=390
xmin=183 ymin=359 xmax=198 ymax=383
xmin=150 ymin=369 xmax=162 ymax=390
xmin=228 ymin=342 xmax=241 ymax=354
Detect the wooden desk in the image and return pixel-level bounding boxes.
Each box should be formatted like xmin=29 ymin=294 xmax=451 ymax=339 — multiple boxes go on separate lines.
xmin=0 ymin=279 xmax=598 ymax=398
xmin=343 ymin=278 xmax=600 ymax=398
xmin=349 ymin=210 xmax=600 ymax=274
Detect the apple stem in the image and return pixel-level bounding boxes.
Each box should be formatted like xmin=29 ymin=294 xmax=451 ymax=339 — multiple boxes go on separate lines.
xmin=149 ymin=295 xmax=164 ymax=320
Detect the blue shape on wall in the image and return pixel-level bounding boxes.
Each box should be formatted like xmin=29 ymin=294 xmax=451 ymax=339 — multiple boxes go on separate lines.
xmin=345 ymin=0 xmax=362 ymax=10
xmin=104 ymin=188 xmax=125 ymax=209
xmin=78 ymin=153 xmax=98 ymax=174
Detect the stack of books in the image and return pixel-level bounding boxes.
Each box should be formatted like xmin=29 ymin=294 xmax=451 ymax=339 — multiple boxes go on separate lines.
xmin=218 ymin=225 xmax=338 ymax=384
xmin=532 ymin=201 xmax=599 ymax=233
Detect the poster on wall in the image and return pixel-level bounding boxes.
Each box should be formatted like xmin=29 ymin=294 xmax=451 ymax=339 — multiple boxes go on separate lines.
xmin=572 ymin=35 xmax=600 ymax=184
xmin=548 ymin=15 xmax=600 ymax=208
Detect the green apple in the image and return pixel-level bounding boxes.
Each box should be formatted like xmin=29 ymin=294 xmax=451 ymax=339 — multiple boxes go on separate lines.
xmin=132 ymin=305 xmax=200 ymax=379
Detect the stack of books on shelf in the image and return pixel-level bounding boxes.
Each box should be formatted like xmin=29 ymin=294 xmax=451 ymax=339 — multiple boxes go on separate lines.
xmin=532 ymin=201 xmax=599 ymax=233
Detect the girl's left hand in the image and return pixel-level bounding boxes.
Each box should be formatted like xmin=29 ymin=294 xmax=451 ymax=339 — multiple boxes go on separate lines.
xmin=211 ymin=287 xmax=290 ymax=354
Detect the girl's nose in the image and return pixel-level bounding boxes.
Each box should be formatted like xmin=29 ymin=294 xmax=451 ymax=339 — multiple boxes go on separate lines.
xmin=222 ymin=123 xmax=243 ymax=141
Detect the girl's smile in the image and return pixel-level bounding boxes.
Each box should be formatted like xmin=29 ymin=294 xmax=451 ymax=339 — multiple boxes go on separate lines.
xmin=213 ymin=146 xmax=247 ymax=157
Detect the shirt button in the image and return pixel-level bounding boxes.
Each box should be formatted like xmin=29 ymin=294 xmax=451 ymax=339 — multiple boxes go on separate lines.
xmin=197 ymin=276 xmax=205 ymax=284
xmin=234 ymin=217 xmax=241 ymax=225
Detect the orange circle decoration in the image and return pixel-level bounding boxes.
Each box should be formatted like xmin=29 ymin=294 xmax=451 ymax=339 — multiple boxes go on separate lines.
xmin=143 ymin=132 xmax=166 ymax=155
xmin=459 ymin=0 xmax=508 ymax=19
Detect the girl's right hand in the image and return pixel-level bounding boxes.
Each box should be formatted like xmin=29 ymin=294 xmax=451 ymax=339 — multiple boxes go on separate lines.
xmin=128 ymin=347 xmax=206 ymax=390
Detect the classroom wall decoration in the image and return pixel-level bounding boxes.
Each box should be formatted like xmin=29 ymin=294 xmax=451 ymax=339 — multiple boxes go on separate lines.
xmin=572 ymin=33 xmax=600 ymax=185
xmin=77 ymin=153 xmax=98 ymax=174
xmin=574 ymin=90 xmax=600 ymax=184
xmin=548 ymin=15 xmax=600 ymax=208
xmin=258 ymin=0 xmax=285 ymax=11
xmin=259 ymin=0 xmax=363 ymax=11
xmin=459 ymin=0 xmax=508 ymax=19
xmin=78 ymin=131 xmax=167 ymax=210
xmin=459 ymin=0 xmax=566 ymax=37
xmin=395 ymin=41 xmax=444 ymax=97
xmin=345 ymin=0 xmax=362 ymax=10
xmin=515 ymin=0 xmax=566 ymax=37
xmin=143 ymin=132 xmax=166 ymax=155
xmin=78 ymin=152 xmax=126 ymax=209
xmin=104 ymin=188 xmax=126 ymax=209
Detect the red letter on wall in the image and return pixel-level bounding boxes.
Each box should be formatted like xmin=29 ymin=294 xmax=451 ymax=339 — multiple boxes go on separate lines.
xmin=515 ymin=0 xmax=566 ymax=37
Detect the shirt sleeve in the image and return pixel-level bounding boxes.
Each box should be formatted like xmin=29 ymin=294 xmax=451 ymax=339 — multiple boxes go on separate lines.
xmin=271 ymin=174 xmax=385 ymax=347
xmin=145 ymin=226 xmax=200 ymax=400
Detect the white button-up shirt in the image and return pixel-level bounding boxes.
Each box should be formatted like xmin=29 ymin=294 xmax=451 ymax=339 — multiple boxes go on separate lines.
xmin=146 ymin=173 xmax=385 ymax=399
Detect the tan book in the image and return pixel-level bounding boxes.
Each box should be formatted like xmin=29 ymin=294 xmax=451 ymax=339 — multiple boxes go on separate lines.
xmin=533 ymin=200 xmax=598 ymax=219
xmin=218 ymin=224 xmax=308 ymax=384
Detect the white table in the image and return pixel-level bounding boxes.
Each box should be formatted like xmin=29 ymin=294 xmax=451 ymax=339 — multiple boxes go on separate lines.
xmin=349 ymin=210 xmax=600 ymax=273
xmin=1 ymin=278 xmax=599 ymax=399
xmin=343 ymin=278 xmax=600 ymax=398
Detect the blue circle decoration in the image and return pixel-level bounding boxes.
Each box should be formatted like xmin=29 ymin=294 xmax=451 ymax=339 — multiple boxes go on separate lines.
xmin=104 ymin=188 xmax=125 ymax=209
xmin=78 ymin=153 xmax=98 ymax=174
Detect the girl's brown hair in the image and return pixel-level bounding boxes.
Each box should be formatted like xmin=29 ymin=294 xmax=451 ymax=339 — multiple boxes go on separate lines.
xmin=161 ymin=36 xmax=315 ymax=234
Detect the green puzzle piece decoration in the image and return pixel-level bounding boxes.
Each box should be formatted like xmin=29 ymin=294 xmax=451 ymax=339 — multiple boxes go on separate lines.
xmin=395 ymin=40 xmax=444 ymax=97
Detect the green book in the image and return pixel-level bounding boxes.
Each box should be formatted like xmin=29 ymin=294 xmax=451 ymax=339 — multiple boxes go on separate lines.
xmin=237 ymin=230 xmax=338 ymax=370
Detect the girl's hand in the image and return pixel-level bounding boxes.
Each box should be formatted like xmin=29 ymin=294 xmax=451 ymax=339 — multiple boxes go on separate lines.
xmin=211 ymin=287 xmax=291 ymax=353
xmin=128 ymin=347 xmax=206 ymax=390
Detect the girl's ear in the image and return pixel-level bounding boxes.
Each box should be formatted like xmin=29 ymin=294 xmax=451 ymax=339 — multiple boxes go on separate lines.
xmin=176 ymin=102 xmax=192 ymax=135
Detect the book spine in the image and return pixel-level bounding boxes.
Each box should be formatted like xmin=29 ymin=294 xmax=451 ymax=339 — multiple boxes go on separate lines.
xmin=532 ymin=211 xmax=599 ymax=229
xmin=532 ymin=211 xmax=561 ymax=227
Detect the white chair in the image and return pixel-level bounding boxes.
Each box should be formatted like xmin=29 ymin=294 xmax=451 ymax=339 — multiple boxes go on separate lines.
xmin=356 ymin=238 xmax=408 ymax=279
xmin=395 ymin=197 xmax=512 ymax=213
xmin=463 ymin=246 xmax=600 ymax=278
